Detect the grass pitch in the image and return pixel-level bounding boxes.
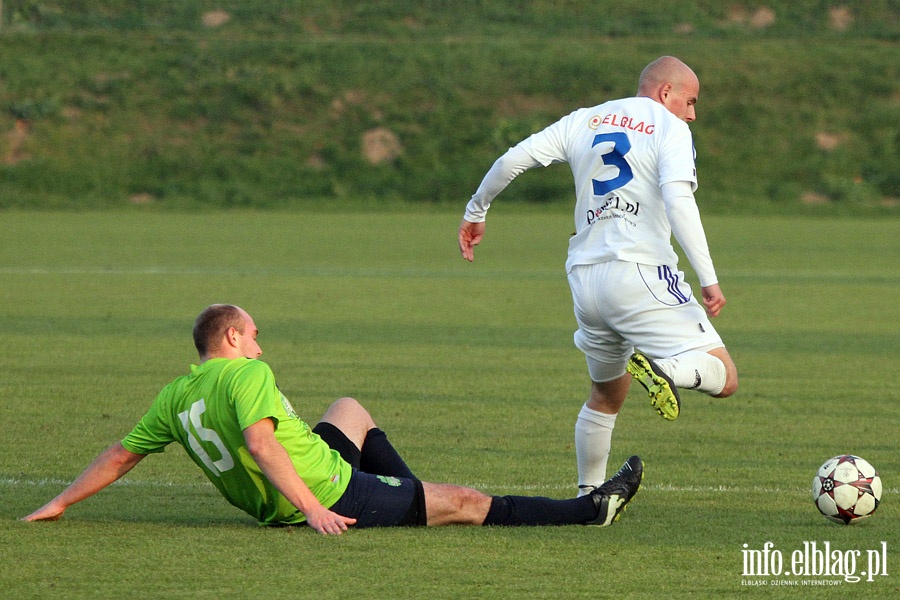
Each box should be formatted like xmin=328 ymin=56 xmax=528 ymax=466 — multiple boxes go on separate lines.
xmin=1 ymin=209 xmax=898 ymax=598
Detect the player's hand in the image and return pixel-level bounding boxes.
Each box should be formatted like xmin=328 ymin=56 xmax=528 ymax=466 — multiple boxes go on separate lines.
xmin=701 ymin=283 xmax=726 ymax=318
xmin=458 ymin=219 xmax=485 ymax=262
xmin=304 ymin=506 xmax=357 ymax=536
xmin=21 ymin=501 xmax=66 ymax=522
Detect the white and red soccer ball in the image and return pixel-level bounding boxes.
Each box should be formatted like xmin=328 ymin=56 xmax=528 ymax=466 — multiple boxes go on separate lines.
xmin=812 ymin=455 xmax=882 ymax=524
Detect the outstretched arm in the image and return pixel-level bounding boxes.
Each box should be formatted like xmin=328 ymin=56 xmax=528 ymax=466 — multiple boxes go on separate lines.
xmin=460 ymin=145 xmax=542 ymax=262
xmin=22 ymin=442 xmax=146 ymax=521
xmin=243 ymin=418 xmax=357 ymax=535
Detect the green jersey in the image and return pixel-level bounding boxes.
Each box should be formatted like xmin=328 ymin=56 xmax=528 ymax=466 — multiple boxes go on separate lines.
xmin=121 ymin=358 xmax=352 ymax=525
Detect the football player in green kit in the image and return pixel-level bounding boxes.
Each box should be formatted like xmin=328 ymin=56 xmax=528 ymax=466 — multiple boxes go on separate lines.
xmin=23 ymin=304 xmax=642 ymax=535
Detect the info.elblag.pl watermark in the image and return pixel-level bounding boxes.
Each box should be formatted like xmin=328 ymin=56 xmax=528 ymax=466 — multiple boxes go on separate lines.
xmin=741 ymin=541 xmax=889 ymax=586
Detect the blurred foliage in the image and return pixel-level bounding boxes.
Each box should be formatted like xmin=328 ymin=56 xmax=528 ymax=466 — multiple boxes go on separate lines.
xmin=0 ymin=1 xmax=898 ymax=212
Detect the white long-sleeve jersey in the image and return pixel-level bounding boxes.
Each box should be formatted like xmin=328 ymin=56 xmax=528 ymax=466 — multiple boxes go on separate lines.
xmin=464 ymin=96 xmax=718 ymax=287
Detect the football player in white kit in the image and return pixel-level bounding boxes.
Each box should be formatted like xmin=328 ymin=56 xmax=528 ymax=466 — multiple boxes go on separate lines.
xmin=458 ymin=56 xmax=738 ymax=495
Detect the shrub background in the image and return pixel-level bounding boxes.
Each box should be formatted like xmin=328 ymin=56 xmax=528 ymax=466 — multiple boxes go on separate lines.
xmin=1 ymin=1 xmax=898 ymax=212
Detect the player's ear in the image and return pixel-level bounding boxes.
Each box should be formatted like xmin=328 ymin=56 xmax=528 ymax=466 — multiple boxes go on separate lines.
xmin=660 ymin=83 xmax=672 ymax=102
xmin=224 ymin=326 xmax=240 ymax=349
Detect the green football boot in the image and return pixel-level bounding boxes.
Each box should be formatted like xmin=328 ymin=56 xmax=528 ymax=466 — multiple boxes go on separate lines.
xmin=627 ymin=352 xmax=681 ymax=421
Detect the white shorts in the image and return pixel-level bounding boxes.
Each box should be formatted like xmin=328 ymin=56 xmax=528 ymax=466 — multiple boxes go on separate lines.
xmin=567 ymin=261 xmax=723 ymax=382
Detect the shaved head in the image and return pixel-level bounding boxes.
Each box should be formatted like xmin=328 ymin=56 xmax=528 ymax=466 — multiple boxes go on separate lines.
xmin=636 ymin=56 xmax=700 ymax=122
xmin=637 ymin=56 xmax=697 ymax=96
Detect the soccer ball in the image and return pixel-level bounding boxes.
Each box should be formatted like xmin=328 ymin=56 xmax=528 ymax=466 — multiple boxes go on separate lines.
xmin=812 ymin=455 xmax=882 ymax=524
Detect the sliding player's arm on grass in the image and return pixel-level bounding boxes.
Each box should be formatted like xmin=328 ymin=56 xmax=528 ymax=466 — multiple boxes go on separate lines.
xmin=21 ymin=442 xmax=146 ymax=521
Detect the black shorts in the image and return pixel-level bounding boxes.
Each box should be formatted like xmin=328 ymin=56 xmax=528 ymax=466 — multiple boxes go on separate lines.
xmin=313 ymin=422 xmax=426 ymax=527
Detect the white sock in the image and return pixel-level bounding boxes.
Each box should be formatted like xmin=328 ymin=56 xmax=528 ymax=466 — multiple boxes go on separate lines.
xmin=655 ymin=351 xmax=726 ymax=396
xmin=575 ymin=404 xmax=617 ymax=495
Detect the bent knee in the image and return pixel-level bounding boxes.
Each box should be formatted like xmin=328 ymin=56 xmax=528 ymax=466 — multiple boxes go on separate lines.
xmin=715 ymin=374 xmax=738 ymax=398
xmin=707 ymin=348 xmax=738 ymax=398
xmin=320 ymin=396 xmax=377 ymax=435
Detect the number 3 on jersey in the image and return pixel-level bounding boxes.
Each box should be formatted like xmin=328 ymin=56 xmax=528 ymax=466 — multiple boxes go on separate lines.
xmin=179 ymin=399 xmax=235 ymax=476
xmin=591 ymin=132 xmax=634 ymax=195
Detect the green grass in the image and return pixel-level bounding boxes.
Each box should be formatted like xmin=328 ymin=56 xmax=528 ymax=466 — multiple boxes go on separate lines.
xmin=1 ymin=209 xmax=899 ymax=598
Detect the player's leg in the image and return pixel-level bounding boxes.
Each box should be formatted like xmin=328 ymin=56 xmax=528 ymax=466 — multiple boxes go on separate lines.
xmin=316 ymin=397 xmax=416 ymax=478
xmin=709 ymin=346 xmax=738 ymax=397
xmin=360 ymin=428 xmax=416 ymax=479
xmin=421 ymin=482 xmax=492 ymax=525
xmin=622 ymin=263 xmax=738 ymax=413
xmin=318 ymin=397 xmax=375 ymax=449
xmin=423 ymin=455 xmax=643 ymax=527
xmin=575 ymin=371 xmax=630 ymax=494
xmin=650 ymin=345 xmax=738 ymax=398
xmin=568 ymin=263 xmax=635 ymax=492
